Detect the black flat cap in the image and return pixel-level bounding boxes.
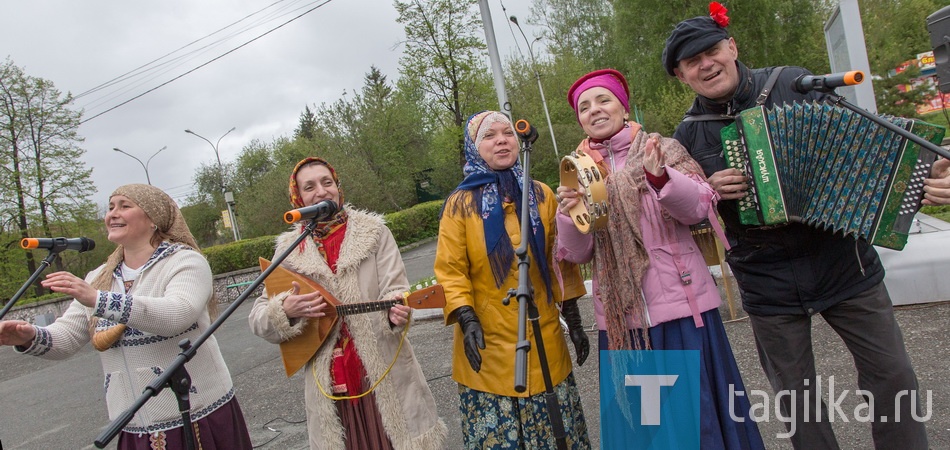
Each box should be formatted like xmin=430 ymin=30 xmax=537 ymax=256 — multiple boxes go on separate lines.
xmin=662 ymin=16 xmax=729 ymax=76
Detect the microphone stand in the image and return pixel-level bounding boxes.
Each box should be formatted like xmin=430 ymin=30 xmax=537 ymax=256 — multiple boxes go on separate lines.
xmin=0 ymin=249 xmax=61 ymax=320
xmin=828 ymin=94 xmax=950 ymax=160
xmin=94 ymin=219 xmax=322 ymax=449
xmin=502 ymin=124 xmax=568 ymax=450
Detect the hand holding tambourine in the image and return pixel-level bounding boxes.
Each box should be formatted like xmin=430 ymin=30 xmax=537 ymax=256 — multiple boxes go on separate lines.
xmin=559 ymin=150 xmax=608 ymax=234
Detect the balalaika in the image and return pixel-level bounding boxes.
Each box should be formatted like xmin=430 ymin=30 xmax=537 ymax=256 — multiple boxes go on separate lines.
xmin=721 ymin=101 xmax=945 ymax=250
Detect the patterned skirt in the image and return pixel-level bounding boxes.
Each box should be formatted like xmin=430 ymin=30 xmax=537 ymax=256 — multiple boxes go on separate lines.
xmin=458 ymin=373 xmax=591 ymax=449
xmin=598 ymin=308 xmax=766 ymax=450
xmin=116 ymin=397 xmax=253 ymax=450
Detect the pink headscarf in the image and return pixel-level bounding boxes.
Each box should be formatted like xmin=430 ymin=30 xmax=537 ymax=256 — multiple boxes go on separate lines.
xmin=567 ymin=69 xmax=630 ymax=116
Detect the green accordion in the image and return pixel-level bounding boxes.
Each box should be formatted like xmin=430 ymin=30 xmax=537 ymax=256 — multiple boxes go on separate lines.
xmin=721 ymin=102 xmax=946 ymax=250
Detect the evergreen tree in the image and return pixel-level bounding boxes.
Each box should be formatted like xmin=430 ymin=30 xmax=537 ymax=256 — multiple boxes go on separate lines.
xmin=294 ymin=105 xmax=317 ymax=140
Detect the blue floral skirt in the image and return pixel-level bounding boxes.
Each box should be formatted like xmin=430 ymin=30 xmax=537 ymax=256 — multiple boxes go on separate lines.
xmin=598 ymin=308 xmax=765 ymax=450
xmin=458 ymin=373 xmax=590 ymax=449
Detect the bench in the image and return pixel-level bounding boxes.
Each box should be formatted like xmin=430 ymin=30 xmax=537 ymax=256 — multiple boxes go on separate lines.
xmin=224 ymin=277 xmax=261 ymax=303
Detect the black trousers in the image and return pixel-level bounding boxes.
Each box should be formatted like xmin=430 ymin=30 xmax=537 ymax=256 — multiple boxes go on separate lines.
xmin=748 ymin=282 xmax=928 ymax=450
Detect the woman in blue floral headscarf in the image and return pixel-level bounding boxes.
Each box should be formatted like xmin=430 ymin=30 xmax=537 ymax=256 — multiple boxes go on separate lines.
xmin=435 ymin=111 xmax=591 ymax=449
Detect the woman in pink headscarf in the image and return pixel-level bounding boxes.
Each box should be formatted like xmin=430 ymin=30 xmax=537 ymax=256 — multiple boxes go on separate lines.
xmin=555 ymin=69 xmax=764 ymax=448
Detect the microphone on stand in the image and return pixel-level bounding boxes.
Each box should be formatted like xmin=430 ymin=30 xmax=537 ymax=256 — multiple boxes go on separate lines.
xmin=21 ymin=237 xmax=96 ymax=253
xmin=514 ymin=119 xmax=539 ymax=144
xmin=284 ymin=200 xmax=339 ymax=223
xmin=793 ymin=70 xmax=864 ymax=94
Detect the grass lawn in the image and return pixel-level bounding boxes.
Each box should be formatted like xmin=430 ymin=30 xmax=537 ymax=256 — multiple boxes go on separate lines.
xmin=922 ymin=109 xmax=950 ymax=131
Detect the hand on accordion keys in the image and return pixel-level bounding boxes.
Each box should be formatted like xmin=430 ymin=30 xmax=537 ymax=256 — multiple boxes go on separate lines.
xmin=707 ymin=168 xmax=751 ymax=201
xmin=923 ymin=158 xmax=950 ymax=206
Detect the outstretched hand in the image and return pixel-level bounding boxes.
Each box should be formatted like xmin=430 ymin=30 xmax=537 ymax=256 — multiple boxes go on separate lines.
xmin=40 ymin=271 xmax=97 ymax=307
xmin=0 ymin=320 xmax=36 ymax=347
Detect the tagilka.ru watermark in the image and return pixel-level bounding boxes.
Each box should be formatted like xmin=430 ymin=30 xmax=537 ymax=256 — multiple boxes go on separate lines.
xmin=729 ymin=375 xmax=933 ymax=438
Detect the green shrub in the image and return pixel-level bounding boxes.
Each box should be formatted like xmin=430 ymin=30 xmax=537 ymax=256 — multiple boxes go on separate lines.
xmin=201 ymin=200 xmax=445 ymax=274
xmin=203 ymin=235 xmax=277 ymax=274
xmin=385 ymin=200 xmax=444 ymax=247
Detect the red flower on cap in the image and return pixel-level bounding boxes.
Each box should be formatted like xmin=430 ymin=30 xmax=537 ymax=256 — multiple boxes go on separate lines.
xmin=709 ymin=2 xmax=730 ymax=28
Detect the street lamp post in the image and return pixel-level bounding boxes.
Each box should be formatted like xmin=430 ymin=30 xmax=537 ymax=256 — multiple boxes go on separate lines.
xmin=509 ymin=15 xmax=559 ymax=156
xmin=113 ymin=146 xmax=167 ymax=185
xmin=184 ymin=127 xmax=241 ymax=241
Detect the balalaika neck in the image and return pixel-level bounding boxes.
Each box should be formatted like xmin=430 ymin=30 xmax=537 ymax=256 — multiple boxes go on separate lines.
xmin=336 ymin=299 xmax=401 ymax=316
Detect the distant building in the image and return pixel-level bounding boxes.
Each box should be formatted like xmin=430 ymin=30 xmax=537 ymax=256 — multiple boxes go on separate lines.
xmin=892 ymin=51 xmax=950 ymax=114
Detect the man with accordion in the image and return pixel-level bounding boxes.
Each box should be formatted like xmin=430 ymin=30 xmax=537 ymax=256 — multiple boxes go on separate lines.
xmin=664 ymin=3 xmax=950 ymax=450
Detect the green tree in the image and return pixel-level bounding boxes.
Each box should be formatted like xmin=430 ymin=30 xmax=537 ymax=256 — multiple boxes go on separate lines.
xmin=503 ymin=53 xmax=592 ymax=185
xmin=395 ymin=0 xmax=493 ymax=162
xmin=294 ymin=105 xmax=317 ymax=140
xmin=531 ymin=0 xmax=613 ymax=67
xmin=313 ymin=66 xmax=431 ymax=212
xmin=186 ymin=161 xmax=236 ymax=247
xmin=860 ymin=0 xmax=943 ymax=74
xmin=875 ymin=66 xmax=935 ymax=118
xmin=230 ymin=137 xmax=288 ymax=239
xmin=0 ymin=58 xmax=95 ymax=295
xmin=180 ymin=200 xmax=225 ymax=249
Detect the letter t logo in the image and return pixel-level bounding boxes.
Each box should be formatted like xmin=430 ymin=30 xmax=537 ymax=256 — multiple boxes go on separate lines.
xmin=626 ymin=375 xmax=679 ymax=425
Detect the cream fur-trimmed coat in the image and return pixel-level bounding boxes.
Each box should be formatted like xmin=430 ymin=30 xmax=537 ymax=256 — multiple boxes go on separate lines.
xmin=248 ymin=208 xmax=447 ymax=450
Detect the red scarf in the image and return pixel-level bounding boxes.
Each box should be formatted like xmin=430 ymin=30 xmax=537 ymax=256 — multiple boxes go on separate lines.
xmin=321 ymin=224 xmax=367 ymax=399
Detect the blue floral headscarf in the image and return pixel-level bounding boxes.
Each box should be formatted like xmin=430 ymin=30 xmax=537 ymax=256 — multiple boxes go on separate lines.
xmin=445 ymin=111 xmax=553 ymax=300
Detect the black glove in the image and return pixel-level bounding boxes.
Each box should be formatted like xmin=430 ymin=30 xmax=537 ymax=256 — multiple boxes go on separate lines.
xmin=455 ymin=306 xmax=485 ymax=372
xmin=560 ymin=298 xmax=589 ymax=366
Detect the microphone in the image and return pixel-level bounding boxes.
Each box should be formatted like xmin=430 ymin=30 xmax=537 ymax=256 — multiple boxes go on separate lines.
xmin=514 ymin=119 xmax=538 ymax=144
xmin=21 ymin=237 xmax=96 ymax=253
xmin=793 ymin=70 xmax=864 ymax=94
xmin=284 ymin=200 xmax=339 ymax=224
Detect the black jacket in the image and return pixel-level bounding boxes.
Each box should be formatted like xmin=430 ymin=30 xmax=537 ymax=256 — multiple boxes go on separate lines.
xmin=672 ymin=61 xmax=884 ymax=316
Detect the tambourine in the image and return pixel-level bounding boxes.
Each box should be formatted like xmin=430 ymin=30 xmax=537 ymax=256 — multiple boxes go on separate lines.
xmin=559 ymin=150 xmax=608 ymax=234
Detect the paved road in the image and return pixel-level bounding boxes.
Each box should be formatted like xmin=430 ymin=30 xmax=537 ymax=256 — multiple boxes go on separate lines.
xmin=2 ymin=239 xmax=949 ymax=449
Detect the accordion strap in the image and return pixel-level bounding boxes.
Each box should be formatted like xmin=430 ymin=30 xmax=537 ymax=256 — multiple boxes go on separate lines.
xmin=755 ymin=66 xmax=786 ymax=106
xmin=683 ymin=113 xmax=733 ymax=122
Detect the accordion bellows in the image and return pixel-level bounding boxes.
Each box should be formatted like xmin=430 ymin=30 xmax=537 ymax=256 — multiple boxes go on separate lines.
xmin=722 ymin=102 xmax=946 ymax=250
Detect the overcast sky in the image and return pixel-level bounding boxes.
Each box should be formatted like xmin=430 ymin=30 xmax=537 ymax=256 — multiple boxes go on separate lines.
xmin=0 ymin=0 xmax=540 ymax=210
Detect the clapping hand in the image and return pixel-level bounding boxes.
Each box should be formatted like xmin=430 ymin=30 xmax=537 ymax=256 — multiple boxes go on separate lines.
xmin=643 ymin=136 xmax=665 ymax=177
